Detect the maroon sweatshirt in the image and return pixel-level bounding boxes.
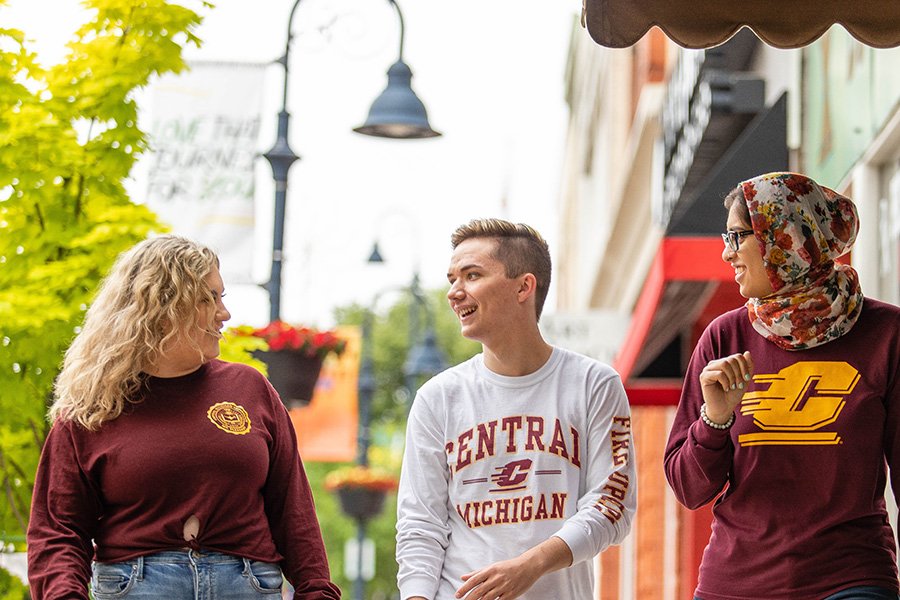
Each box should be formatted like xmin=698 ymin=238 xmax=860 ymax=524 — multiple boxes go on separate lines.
xmin=665 ymin=298 xmax=900 ymax=600
xmin=27 ymin=359 xmax=340 ymax=600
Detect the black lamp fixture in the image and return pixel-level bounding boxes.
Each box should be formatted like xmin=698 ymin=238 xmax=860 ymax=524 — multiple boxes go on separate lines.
xmin=353 ymin=0 xmax=442 ymax=139
xmin=366 ymin=240 xmax=447 ymax=400
xmin=403 ymin=328 xmax=447 ymax=380
xmin=366 ymin=241 xmax=384 ymax=264
xmin=262 ymin=0 xmax=440 ymax=322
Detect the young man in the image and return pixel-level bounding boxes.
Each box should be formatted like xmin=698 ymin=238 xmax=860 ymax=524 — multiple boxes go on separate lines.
xmin=396 ymin=218 xmax=635 ymax=600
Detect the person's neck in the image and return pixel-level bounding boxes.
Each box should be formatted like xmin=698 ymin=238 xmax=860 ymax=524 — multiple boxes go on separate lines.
xmin=482 ymin=332 xmax=553 ymax=377
xmin=145 ymin=361 xmax=205 ymax=379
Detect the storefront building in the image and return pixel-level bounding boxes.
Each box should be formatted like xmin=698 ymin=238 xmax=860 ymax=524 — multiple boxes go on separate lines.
xmin=559 ymin=23 xmax=900 ymax=600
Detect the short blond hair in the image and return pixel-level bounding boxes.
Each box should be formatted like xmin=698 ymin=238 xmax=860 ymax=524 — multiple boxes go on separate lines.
xmin=51 ymin=235 xmax=219 ymax=430
xmin=451 ymin=218 xmax=551 ymax=320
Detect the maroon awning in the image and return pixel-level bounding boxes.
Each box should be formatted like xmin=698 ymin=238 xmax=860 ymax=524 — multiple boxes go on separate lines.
xmin=582 ymin=0 xmax=900 ymax=49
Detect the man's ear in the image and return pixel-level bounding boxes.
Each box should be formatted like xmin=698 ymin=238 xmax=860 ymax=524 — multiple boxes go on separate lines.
xmin=516 ymin=273 xmax=537 ymax=305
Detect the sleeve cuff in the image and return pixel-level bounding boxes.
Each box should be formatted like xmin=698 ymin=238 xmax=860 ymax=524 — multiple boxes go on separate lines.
xmin=690 ymin=418 xmax=732 ymax=450
xmin=553 ymin=521 xmax=600 ymax=565
xmin=398 ymin=574 xmax=439 ymax=600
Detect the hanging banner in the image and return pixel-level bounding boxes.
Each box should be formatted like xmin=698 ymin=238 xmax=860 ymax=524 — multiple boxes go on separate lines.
xmin=142 ymin=61 xmax=264 ymax=283
xmin=290 ymin=325 xmax=361 ymax=462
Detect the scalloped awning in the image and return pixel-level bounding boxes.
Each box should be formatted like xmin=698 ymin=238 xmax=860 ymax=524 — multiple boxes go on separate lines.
xmin=582 ymin=0 xmax=900 ymax=49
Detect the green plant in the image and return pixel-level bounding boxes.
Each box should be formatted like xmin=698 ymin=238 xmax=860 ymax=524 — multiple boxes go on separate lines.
xmin=218 ymin=326 xmax=268 ymax=374
xmin=0 ymin=0 xmax=209 ymax=541
xmin=0 ymin=566 xmax=28 ymax=600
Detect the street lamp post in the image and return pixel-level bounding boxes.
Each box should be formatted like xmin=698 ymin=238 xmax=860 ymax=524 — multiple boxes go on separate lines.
xmin=402 ymin=272 xmax=448 ymax=403
xmin=353 ymin=308 xmax=376 ymax=600
xmin=355 ymin=279 xmax=446 ymax=464
xmin=262 ymin=0 xmax=440 ymax=322
xmin=352 ymin=277 xmax=446 ymax=600
xmin=366 ymin=238 xmax=448 ymax=408
xmin=261 ymin=0 xmax=302 ymax=323
xmin=261 ymin=4 xmax=440 ymax=593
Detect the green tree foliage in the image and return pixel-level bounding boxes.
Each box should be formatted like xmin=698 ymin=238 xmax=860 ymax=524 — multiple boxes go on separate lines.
xmin=320 ymin=286 xmax=480 ymax=596
xmin=0 ymin=0 xmax=209 ymax=547
xmin=334 ymin=288 xmax=480 ymax=427
xmin=0 ymin=565 xmax=28 ymax=600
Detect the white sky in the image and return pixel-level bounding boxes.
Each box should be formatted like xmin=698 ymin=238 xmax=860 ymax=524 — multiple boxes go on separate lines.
xmin=3 ymin=0 xmax=579 ymax=329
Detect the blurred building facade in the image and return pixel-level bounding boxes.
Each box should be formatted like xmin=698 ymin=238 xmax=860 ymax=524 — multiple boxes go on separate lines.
xmin=559 ymin=24 xmax=900 ymax=600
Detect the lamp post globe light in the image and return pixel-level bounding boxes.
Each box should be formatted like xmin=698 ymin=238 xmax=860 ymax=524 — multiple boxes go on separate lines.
xmin=262 ymin=0 xmax=440 ymax=322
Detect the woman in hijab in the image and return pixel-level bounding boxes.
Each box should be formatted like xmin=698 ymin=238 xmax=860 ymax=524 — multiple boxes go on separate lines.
xmin=26 ymin=235 xmax=340 ymax=600
xmin=665 ymin=172 xmax=900 ymax=600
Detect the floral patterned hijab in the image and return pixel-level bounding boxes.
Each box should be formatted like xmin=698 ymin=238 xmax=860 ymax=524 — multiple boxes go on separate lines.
xmin=741 ymin=172 xmax=864 ymax=350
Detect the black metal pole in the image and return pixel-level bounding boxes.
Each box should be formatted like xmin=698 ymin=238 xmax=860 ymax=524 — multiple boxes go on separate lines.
xmin=262 ymin=0 xmax=303 ymax=322
xmin=353 ymin=309 xmax=376 ymax=600
xmin=405 ymin=272 xmax=422 ymax=396
xmin=388 ymin=0 xmax=405 ymax=62
xmin=357 ymin=310 xmax=375 ymax=467
xmin=354 ymin=518 xmax=366 ymax=600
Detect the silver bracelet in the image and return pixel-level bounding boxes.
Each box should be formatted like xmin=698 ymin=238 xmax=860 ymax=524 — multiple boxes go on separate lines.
xmin=700 ymin=404 xmax=734 ymax=430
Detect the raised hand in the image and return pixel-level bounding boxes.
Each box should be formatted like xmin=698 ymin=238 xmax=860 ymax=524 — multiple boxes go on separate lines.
xmin=698 ymin=351 xmax=753 ymax=425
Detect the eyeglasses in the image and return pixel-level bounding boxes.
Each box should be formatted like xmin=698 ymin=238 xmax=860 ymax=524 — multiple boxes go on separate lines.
xmin=721 ymin=230 xmax=754 ymax=253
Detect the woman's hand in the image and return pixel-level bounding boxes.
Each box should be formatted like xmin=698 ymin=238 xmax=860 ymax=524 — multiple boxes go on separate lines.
xmin=699 ymin=351 xmax=753 ymax=424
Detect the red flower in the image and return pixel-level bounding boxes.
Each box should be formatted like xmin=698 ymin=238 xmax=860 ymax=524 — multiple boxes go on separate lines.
xmin=236 ymin=321 xmax=347 ymax=359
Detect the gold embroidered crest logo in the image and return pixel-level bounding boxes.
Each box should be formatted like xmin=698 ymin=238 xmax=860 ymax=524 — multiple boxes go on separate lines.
xmin=207 ymin=402 xmax=251 ymax=435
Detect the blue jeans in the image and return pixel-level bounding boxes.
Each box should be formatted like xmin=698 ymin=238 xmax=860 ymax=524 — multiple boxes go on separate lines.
xmin=91 ymin=550 xmax=283 ymax=600
xmin=824 ymin=587 xmax=900 ymax=600
xmin=694 ymin=587 xmax=899 ymax=600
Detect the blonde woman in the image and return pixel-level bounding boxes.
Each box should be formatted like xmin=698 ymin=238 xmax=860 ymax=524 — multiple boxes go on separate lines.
xmin=26 ymin=235 xmax=340 ymax=600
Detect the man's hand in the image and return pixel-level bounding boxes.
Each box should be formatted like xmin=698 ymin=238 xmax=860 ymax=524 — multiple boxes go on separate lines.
xmin=699 ymin=351 xmax=754 ymax=424
xmin=454 ymin=536 xmax=572 ymax=599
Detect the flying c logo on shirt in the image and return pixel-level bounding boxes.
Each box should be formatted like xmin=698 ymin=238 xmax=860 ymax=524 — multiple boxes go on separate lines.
xmin=490 ymin=458 xmax=533 ymax=491
xmin=207 ymin=402 xmax=252 ymax=435
xmin=738 ymin=361 xmax=859 ymax=446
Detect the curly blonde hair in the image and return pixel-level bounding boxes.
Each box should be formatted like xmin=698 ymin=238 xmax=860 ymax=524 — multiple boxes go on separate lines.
xmin=51 ymin=235 xmax=219 ymax=430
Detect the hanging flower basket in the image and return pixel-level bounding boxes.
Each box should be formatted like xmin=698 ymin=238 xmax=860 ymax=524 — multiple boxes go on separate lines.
xmin=335 ymin=486 xmax=388 ymax=522
xmin=325 ymin=466 xmax=398 ymax=522
xmin=252 ymin=350 xmax=323 ymax=408
xmin=231 ymin=322 xmax=346 ymax=409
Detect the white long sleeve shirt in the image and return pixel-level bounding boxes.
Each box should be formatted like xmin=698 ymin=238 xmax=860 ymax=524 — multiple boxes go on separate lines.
xmin=396 ymin=346 xmax=635 ymax=600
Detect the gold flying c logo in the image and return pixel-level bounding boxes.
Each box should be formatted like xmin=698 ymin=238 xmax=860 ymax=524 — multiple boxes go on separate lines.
xmin=207 ymin=402 xmax=252 ymax=435
xmin=738 ymin=361 xmax=859 ymax=446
